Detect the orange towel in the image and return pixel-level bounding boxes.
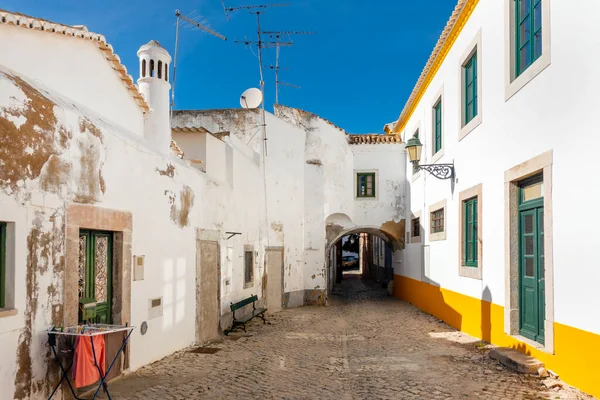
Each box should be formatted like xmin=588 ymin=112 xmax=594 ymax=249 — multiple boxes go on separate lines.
xmin=72 ymin=335 xmax=106 ymax=388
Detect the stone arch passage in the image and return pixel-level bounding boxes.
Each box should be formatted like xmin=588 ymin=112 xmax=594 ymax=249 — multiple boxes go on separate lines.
xmin=325 ymin=226 xmax=398 ymax=297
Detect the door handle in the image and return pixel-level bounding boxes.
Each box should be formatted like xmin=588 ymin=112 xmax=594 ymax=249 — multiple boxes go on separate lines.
xmin=538 ymin=278 xmax=545 ymax=283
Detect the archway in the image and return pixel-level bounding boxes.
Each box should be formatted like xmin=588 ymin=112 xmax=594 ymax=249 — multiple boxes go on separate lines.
xmin=325 ymin=226 xmax=398 ymax=299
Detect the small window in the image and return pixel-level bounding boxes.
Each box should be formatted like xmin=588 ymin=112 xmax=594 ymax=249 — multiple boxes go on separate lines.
xmin=244 ymin=250 xmax=254 ymax=286
xmin=357 ymin=173 xmax=376 ymax=198
xmin=463 ymin=52 xmax=478 ymax=125
xmin=158 ymin=60 xmax=163 ymax=79
xmin=515 ymin=0 xmax=542 ymax=77
xmin=0 ymin=222 xmax=6 ymax=309
xmin=412 ymin=130 xmax=420 ymax=175
xmin=150 ymin=59 xmax=155 ymax=78
xmin=433 ymin=100 xmax=442 ymax=154
xmin=142 ymin=59 xmax=147 ymax=78
xmin=411 ymin=217 xmax=420 ymax=238
xmin=165 ymin=63 xmax=168 ymax=82
xmin=463 ymin=197 xmax=478 ymax=267
xmin=430 ymin=209 xmax=444 ymax=234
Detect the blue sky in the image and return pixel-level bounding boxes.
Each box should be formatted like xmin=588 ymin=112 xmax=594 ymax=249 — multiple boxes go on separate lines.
xmin=9 ymin=1 xmax=456 ymax=134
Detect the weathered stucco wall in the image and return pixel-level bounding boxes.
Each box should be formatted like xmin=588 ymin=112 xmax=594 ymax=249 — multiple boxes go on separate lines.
xmin=0 ymin=67 xmax=268 ymax=399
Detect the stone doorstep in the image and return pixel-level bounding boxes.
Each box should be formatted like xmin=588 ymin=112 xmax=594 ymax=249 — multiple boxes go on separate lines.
xmin=489 ymin=347 xmax=544 ymax=374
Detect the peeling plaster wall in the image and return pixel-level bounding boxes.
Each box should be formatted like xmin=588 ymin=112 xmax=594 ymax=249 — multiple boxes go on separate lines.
xmin=352 ymin=143 xmax=407 ymax=248
xmin=0 ymin=67 xmax=267 ymax=399
xmin=0 ymin=24 xmax=144 ymax=136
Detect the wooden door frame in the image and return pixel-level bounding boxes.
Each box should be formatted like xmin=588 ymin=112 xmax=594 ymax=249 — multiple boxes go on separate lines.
xmin=65 ymin=205 xmax=132 ymax=327
xmin=78 ymin=229 xmax=113 ymax=324
xmin=195 ymin=229 xmax=221 ymax=342
xmin=65 ymin=205 xmax=133 ymax=370
xmin=266 ymin=246 xmax=284 ymax=311
xmin=504 ymin=150 xmax=554 ymax=353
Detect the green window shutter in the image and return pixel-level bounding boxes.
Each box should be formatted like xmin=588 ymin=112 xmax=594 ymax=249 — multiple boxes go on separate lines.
xmin=516 ymin=0 xmax=542 ymax=77
xmin=434 ymin=101 xmax=442 ymax=153
xmin=464 ymin=198 xmax=478 ymax=267
xmin=464 ymin=53 xmax=478 ymax=125
xmin=0 ymin=222 xmax=5 ymax=309
xmin=357 ymin=173 xmax=376 ymax=197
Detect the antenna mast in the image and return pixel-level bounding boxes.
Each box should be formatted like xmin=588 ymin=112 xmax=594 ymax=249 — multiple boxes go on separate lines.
xmin=263 ymin=30 xmax=314 ymax=104
xmin=222 ymin=3 xmax=290 ymax=156
xmin=171 ymin=9 xmax=227 ymax=123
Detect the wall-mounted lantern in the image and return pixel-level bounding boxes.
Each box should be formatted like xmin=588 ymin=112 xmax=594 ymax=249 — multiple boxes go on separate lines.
xmin=405 ymin=136 xmax=455 ymax=180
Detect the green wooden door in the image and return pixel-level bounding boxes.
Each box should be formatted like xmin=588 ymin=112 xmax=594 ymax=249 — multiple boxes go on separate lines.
xmin=518 ymin=176 xmax=545 ymax=344
xmin=79 ymin=230 xmax=112 ymax=324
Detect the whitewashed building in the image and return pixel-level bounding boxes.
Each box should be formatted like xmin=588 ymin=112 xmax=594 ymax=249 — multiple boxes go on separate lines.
xmin=389 ymin=0 xmax=600 ymax=397
xmin=0 ymin=8 xmax=405 ymax=399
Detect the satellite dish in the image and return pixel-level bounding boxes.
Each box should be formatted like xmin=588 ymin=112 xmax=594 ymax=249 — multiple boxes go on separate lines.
xmin=240 ymin=88 xmax=263 ymax=109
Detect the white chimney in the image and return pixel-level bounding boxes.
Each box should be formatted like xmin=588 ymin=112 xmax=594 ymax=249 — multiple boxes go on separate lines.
xmin=137 ymin=40 xmax=172 ymax=155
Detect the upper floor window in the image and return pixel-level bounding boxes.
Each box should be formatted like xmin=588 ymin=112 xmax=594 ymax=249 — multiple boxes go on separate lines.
xmin=463 ymin=52 xmax=478 ymax=126
xmin=433 ymin=99 xmax=442 ymax=155
xmin=505 ymin=0 xmax=550 ymax=100
xmin=515 ymin=0 xmax=542 ymax=77
xmin=357 ymin=172 xmax=376 ymax=198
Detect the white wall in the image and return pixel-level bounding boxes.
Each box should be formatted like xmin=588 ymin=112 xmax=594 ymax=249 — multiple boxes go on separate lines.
xmin=0 ymin=64 xmax=268 ymax=398
xmin=399 ymin=0 xmax=600 ymax=335
xmin=352 ymin=143 xmax=406 ymax=228
xmin=0 ymin=24 xmax=144 ymax=136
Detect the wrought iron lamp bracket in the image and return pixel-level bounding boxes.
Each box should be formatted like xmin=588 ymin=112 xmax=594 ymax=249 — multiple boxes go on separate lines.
xmin=412 ymin=161 xmax=455 ymax=180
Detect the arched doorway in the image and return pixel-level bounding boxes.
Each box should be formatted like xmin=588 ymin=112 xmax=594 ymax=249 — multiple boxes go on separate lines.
xmin=325 ymin=226 xmax=399 ymax=300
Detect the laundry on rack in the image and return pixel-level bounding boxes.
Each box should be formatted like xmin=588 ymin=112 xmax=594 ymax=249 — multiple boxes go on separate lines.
xmin=72 ymin=335 xmax=106 ymax=388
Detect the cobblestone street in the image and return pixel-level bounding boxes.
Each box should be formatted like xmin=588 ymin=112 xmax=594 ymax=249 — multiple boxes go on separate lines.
xmin=106 ymin=277 xmax=590 ymax=399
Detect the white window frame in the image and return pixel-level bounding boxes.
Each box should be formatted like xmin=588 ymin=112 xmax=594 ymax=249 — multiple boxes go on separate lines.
xmin=504 ymin=0 xmax=552 ymax=101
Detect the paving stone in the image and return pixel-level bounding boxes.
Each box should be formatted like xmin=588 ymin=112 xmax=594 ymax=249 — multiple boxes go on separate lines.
xmin=489 ymin=347 xmax=544 ymax=374
xmin=104 ymin=277 xmax=591 ymax=400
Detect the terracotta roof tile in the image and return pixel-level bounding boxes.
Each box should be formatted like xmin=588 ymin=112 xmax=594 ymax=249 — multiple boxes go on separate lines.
xmin=348 ymin=134 xmax=402 ymax=145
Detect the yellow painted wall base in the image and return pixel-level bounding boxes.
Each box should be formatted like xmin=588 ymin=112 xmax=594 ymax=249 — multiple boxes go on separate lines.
xmin=393 ymin=274 xmax=600 ymax=398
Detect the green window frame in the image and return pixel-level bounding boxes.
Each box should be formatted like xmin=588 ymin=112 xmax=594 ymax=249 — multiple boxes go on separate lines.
xmin=515 ymin=0 xmax=542 ymax=77
xmin=411 ymin=217 xmax=420 ymax=238
xmin=357 ymin=172 xmax=376 ymax=198
xmin=463 ymin=197 xmax=478 ymax=267
xmin=433 ymin=100 xmax=442 ymax=154
xmin=463 ymin=52 xmax=478 ymax=125
xmin=244 ymin=250 xmax=254 ymax=285
xmin=0 ymin=222 xmax=6 ymax=309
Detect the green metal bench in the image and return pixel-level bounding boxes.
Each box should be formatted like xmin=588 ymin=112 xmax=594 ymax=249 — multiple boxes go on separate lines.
xmin=225 ymin=294 xmax=267 ymax=335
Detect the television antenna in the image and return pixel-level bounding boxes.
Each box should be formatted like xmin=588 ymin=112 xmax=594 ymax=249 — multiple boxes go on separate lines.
xmin=263 ymin=30 xmax=314 ymax=104
xmin=221 ymin=2 xmax=290 ymax=156
xmin=171 ymin=9 xmax=227 ymax=121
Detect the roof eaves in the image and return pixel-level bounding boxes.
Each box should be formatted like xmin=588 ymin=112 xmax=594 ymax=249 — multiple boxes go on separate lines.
xmin=390 ymin=0 xmax=478 ymax=134
xmin=348 ymin=134 xmax=402 ymax=145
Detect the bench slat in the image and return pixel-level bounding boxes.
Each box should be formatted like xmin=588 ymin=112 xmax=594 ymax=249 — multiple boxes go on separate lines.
xmin=230 ymin=295 xmax=259 ymax=311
